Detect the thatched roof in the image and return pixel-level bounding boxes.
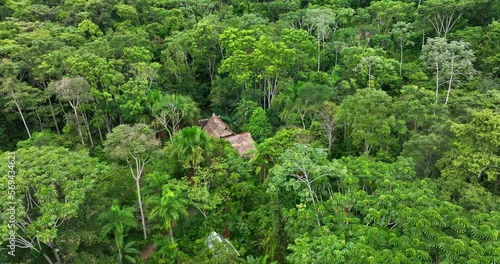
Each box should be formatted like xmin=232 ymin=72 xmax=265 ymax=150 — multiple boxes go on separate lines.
xmin=202 ymin=114 xmax=235 ymax=138
xmin=226 ymin=132 xmax=255 ymax=157
xmin=198 ymin=118 xmax=209 ymax=128
xmin=200 ymin=114 xmax=255 ymax=157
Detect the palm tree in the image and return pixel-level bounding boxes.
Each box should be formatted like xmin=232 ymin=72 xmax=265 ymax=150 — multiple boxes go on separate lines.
xmin=121 ymin=241 xmax=141 ymax=264
xmin=99 ymin=201 xmax=138 ymax=264
xmin=148 ymin=182 xmax=189 ymax=243
xmin=143 ymin=171 xmax=170 ymax=197
xmin=169 ymin=126 xmax=214 ymax=175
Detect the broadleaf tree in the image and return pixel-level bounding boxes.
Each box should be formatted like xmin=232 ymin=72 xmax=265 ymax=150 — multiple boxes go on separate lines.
xmin=104 ymin=124 xmax=160 ymax=240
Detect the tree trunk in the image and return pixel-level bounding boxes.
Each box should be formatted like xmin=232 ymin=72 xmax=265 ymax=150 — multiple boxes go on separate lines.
xmin=435 ymin=61 xmax=440 ymax=104
xmin=421 ymin=28 xmax=425 ymax=50
xmin=58 ymin=100 xmax=67 ymax=117
xmin=72 ymin=106 xmax=85 ymax=145
xmin=11 ymin=90 xmax=31 ymax=138
xmin=53 ymin=248 xmax=62 ymax=264
xmin=105 ymin=112 xmax=112 ymax=133
xmin=328 ymin=133 xmax=333 ymax=156
xmin=97 ymin=126 xmax=104 ymax=143
xmin=43 ymin=253 xmax=54 ymax=264
xmin=81 ymin=111 xmax=94 ymax=147
xmin=300 ymin=112 xmax=306 ymax=130
xmin=48 ymin=97 xmax=60 ymax=135
xmin=34 ymin=108 xmax=43 ymax=131
xmin=118 ymin=247 xmax=123 ymax=264
xmin=169 ymin=224 xmax=175 ymax=244
xmin=364 ymin=139 xmax=370 ymax=156
xmin=367 ymin=65 xmax=372 ymax=88
xmin=445 ymin=54 xmax=455 ymax=105
xmin=445 ymin=73 xmax=453 ymax=105
xmin=136 ymin=177 xmax=147 ymax=240
xmin=400 ymin=43 xmax=403 ymax=76
xmin=317 ymin=30 xmax=321 ymax=72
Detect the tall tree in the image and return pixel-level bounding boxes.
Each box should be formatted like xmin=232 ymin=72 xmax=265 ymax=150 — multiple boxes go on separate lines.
xmin=303 ymin=8 xmax=337 ymax=71
xmin=421 ymin=37 xmax=476 ymax=105
xmin=99 ymin=202 xmax=138 ymax=264
xmin=219 ymin=28 xmax=297 ymax=109
xmin=391 ymin=22 xmax=415 ymax=76
xmin=49 ymin=76 xmax=91 ymax=145
xmin=149 ymin=92 xmax=200 ymax=139
xmin=161 ymin=31 xmax=199 ymax=99
xmin=368 ymin=0 xmax=415 ymax=34
xmin=148 ymin=180 xmax=189 ymax=243
xmin=190 ymin=15 xmax=225 ymax=85
xmin=1 ymin=78 xmax=44 ymax=139
xmin=340 ymin=47 xmax=400 ymax=90
xmin=168 ymin=126 xmax=214 ymax=176
xmin=318 ymin=101 xmax=338 ymax=156
xmin=0 ymin=145 xmax=106 ymax=264
xmin=104 ymin=124 xmax=161 ymax=240
xmin=270 ymin=144 xmax=337 ymax=208
xmin=417 ymin=0 xmax=471 ymax=38
xmin=338 ymin=88 xmax=405 ymax=156
xmin=278 ymin=82 xmax=332 ymax=129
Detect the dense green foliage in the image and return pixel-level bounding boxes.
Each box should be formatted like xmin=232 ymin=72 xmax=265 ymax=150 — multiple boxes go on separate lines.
xmin=0 ymin=0 xmax=499 ymax=263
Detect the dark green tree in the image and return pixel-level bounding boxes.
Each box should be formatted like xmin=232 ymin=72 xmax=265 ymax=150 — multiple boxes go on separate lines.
xmin=243 ymin=107 xmax=273 ymax=143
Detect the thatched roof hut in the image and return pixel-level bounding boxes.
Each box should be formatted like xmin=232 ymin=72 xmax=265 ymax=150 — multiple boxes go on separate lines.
xmin=200 ymin=114 xmax=255 ymax=156
xmin=201 ymin=114 xmax=235 ymax=138
xmin=226 ymin=132 xmax=255 ymax=157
